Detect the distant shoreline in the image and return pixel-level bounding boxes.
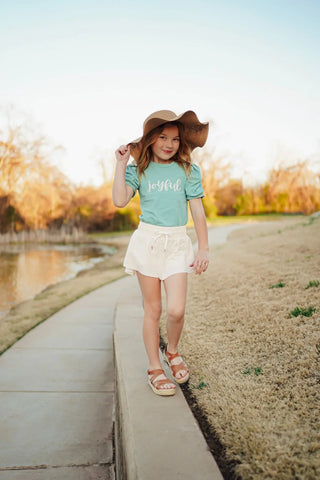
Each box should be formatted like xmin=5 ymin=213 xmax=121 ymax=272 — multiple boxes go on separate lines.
xmin=0 ymin=235 xmax=130 ymax=355
xmin=0 ymin=241 xmax=117 ymax=321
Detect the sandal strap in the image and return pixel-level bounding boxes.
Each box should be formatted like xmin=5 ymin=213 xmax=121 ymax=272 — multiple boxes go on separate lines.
xmin=148 ymin=368 xmax=164 ymax=376
xmin=170 ymin=361 xmax=188 ymax=377
xmin=165 ymin=349 xmax=189 ymax=379
xmin=165 ymin=350 xmax=180 ymax=362
xmin=148 ymin=369 xmax=174 ymax=389
xmin=153 ymin=378 xmax=174 ymax=389
xmin=147 ymin=368 xmax=164 ymax=383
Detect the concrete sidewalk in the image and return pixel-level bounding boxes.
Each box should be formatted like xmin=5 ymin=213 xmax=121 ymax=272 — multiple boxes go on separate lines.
xmin=0 ymin=280 xmax=124 ymax=479
xmin=0 ymin=224 xmax=247 ymax=479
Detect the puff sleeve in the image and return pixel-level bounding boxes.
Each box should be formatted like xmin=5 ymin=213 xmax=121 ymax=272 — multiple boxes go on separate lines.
xmin=185 ymin=164 xmax=204 ymax=200
xmin=125 ymin=164 xmax=139 ymax=196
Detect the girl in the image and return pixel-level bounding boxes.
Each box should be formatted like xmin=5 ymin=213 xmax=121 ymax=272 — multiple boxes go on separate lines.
xmin=113 ymin=110 xmax=209 ymax=397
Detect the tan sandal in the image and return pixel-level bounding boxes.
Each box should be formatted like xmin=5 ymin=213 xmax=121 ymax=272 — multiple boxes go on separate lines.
xmin=147 ymin=368 xmax=176 ymax=396
xmin=164 ymin=348 xmax=190 ymax=384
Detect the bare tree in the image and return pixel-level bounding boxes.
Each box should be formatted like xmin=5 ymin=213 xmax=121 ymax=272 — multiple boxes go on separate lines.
xmin=0 ymin=108 xmax=71 ymax=230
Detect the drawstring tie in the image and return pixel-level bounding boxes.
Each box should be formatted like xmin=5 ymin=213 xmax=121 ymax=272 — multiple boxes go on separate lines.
xmin=151 ymin=231 xmax=169 ymax=252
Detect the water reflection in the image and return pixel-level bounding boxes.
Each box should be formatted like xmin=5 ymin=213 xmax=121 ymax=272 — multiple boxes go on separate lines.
xmin=0 ymin=243 xmax=115 ymax=319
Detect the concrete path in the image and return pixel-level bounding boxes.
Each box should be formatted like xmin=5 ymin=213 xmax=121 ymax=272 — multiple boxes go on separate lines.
xmin=0 ymin=224 xmax=247 ymax=480
xmin=0 ymin=281 xmax=124 ymax=479
xmin=207 ymin=223 xmax=245 ymax=246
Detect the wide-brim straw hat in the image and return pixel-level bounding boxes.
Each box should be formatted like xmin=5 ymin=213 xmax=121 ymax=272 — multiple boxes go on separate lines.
xmin=129 ymin=110 xmax=209 ymax=161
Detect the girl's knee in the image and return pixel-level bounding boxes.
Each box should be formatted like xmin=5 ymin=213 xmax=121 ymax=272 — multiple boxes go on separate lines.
xmin=167 ymin=305 xmax=185 ymax=323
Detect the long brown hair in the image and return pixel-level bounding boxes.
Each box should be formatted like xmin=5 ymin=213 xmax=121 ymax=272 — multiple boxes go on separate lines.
xmin=136 ymin=121 xmax=192 ymax=179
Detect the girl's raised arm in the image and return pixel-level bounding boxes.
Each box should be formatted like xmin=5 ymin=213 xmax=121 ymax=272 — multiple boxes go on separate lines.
xmin=112 ymin=144 xmax=134 ymax=207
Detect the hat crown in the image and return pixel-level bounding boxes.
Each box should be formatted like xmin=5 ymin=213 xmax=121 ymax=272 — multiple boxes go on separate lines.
xmin=143 ymin=110 xmax=177 ymax=128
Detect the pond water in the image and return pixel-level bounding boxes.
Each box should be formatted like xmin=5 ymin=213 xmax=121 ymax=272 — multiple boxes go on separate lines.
xmin=0 ymin=243 xmax=115 ymax=320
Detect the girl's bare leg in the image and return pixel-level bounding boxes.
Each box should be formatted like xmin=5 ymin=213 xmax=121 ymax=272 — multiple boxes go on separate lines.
xmin=163 ymin=273 xmax=188 ymax=380
xmin=136 ymin=272 xmax=175 ymax=390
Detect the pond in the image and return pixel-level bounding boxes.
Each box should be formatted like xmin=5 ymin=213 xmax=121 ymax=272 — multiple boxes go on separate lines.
xmin=0 ymin=243 xmax=115 ymax=320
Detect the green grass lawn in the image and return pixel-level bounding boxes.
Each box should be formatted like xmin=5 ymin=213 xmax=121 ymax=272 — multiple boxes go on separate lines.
xmin=88 ymin=230 xmax=134 ymax=240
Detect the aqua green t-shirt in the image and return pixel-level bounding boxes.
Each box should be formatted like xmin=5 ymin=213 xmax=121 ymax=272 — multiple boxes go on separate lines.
xmin=125 ymin=161 xmax=204 ymax=226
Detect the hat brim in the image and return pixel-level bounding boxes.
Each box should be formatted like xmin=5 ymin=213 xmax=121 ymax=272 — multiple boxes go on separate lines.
xmin=129 ymin=110 xmax=209 ymax=161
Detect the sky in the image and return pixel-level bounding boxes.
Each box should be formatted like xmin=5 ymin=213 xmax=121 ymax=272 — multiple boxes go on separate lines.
xmin=1 ymin=0 xmax=320 ymax=186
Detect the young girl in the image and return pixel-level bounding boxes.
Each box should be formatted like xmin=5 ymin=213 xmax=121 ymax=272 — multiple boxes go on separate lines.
xmin=113 ymin=110 xmax=209 ymax=397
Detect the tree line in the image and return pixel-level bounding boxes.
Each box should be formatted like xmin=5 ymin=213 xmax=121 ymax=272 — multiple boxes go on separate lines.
xmin=1 ymin=117 xmax=319 ymax=235
xmin=196 ymin=148 xmax=320 ymax=219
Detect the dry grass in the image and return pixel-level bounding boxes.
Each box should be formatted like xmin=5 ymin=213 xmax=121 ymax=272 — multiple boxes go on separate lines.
xmin=162 ymin=216 xmax=320 ymax=479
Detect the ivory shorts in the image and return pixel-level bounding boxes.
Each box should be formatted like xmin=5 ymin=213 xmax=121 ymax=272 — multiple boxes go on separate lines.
xmin=123 ymin=222 xmax=194 ymax=280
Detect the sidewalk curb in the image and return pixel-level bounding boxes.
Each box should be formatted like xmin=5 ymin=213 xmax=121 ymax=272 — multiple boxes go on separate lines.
xmin=113 ymin=295 xmax=224 ymax=480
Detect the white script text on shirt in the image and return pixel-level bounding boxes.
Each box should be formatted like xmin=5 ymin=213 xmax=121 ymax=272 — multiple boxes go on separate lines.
xmin=147 ymin=179 xmax=182 ymax=193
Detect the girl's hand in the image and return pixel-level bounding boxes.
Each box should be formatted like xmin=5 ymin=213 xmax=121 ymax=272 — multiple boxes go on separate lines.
xmin=115 ymin=144 xmax=131 ymax=164
xmin=190 ymin=249 xmax=209 ymax=275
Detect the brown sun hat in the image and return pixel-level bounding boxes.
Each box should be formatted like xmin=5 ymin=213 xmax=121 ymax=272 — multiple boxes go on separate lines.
xmin=129 ymin=110 xmax=209 ymax=161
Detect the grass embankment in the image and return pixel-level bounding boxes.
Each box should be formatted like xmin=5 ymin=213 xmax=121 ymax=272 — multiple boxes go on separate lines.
xmin=161 ymin=216 xmax=320 ymax=480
